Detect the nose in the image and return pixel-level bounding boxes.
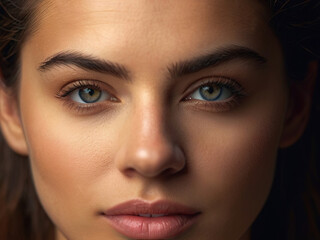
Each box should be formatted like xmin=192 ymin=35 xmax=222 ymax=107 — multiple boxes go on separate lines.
xmin=115 ymin=102 xmax=186 ymax=178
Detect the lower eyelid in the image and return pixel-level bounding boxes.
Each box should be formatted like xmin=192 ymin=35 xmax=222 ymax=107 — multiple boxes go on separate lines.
xmin=61 ymin=99 xmax=119 ymax=115
xmin=182 ymin=95 xmax=243 ymax=112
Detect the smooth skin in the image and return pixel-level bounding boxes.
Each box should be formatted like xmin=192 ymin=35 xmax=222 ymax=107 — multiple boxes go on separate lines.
xmin=0 ymin=0 xmax=317 ymax=239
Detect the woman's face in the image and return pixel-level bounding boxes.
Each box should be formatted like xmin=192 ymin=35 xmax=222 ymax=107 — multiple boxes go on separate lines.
xmin=18 ymin=0 xmax=288 ymax=239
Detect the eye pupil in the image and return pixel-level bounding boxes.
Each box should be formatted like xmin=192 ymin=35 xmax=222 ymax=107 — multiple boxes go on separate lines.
xmin=204 ymin=86 xmax=214 ymax=94
xmin=85 ymin=88 xmax=95 ymax=96
xmin=79 ymin=88 xmax=101 ymax=103
xmin=200 ymin=84 xmax=222 ymax=101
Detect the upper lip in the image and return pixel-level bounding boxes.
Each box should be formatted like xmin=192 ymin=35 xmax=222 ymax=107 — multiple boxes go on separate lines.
xmin=103 ymin=199 xmax=201 ymax=216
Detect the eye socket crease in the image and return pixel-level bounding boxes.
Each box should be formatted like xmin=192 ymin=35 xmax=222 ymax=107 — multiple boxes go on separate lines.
xmin=38 ymin=44 xmax=267 ymax=82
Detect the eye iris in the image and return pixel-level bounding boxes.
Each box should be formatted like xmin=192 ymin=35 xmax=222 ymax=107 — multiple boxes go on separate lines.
xmin=200 ymin=84 xmax=222 ymax=101
xmin=79 ymin=88 xmax=101 ymax=103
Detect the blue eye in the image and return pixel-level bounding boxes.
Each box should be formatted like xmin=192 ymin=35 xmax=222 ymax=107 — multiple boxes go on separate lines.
xmin=69 ymin=87 xmax=112 ymax=104
xmin=55 ymin=80 xmax=120 ymax=114
xmin=56 ymin=79 xmax=118 ymax=105
xmin=189 ymin=82 xmax=232 ymax=101
xmin=72 ymin=87 xmax=101 ymax=103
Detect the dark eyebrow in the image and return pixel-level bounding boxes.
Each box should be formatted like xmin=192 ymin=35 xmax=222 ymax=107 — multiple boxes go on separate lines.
xmin=38 ymin=45 xmax=266 ymax=81
xmin=38 ymin=51 xmax=130 ymax=80
xmin=167 ymin=45 xmax=267 ymax=79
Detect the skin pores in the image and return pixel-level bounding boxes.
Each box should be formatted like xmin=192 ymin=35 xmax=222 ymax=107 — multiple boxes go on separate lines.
xmin=18 ymin=0 xmax=288 ymax=239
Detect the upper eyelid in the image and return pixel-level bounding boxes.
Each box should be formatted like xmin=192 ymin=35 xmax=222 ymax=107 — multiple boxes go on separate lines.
xmin=183 ymin=76 xmax=243 ymax=97
xmin=56 ymin=79 xmax=116 ymax=98
xmin=185 ymin=75 xmax=238 ymax=90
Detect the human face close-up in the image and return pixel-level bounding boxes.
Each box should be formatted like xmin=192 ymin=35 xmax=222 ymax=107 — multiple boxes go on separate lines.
xmin=16 ymin=0 xmax=289 ymax=239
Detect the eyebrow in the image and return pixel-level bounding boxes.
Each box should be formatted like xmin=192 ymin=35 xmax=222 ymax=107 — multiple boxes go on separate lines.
xmin=38 ymin=45 xmax=267 ymax=80
xmin=38 ymin=51 xmax=130 ymax=80
xmin=167 ymin=45 xmax=267 ymax=79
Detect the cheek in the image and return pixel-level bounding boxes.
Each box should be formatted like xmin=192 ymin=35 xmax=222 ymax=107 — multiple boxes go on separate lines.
xmin=197 ymin=120 xmax=279 ymax=208
xmin=179 ymin=93 xmax=287 ymax=237
xmin=21 ymin=109 xmax=124 ymax=239
xmin=197 ymin=127 xmax=277 ymax=238
xmin=19 ymin=86 xmax=121 ymax=228
xmin=25 ymin=117 xmax=118 ymax=191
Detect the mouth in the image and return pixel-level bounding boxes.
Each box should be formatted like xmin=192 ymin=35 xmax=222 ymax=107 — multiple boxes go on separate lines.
xmin=100 ymin=199 xmax=201 ymax=239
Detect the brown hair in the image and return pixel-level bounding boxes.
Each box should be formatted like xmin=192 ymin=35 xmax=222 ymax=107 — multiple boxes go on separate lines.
xmin=0 ymin=0 xmax=319 ymax=239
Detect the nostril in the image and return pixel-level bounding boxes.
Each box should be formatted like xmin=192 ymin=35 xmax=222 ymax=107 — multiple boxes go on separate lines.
xmin=120 ymin=149 xmax=186 ymax=178
xmin=162 ymin=168 xmax=179 ymax=177
xmin=124 ymin=167 xmax=139 ymax=178
xmin=114 ymin=127 xmax=186 ymax=178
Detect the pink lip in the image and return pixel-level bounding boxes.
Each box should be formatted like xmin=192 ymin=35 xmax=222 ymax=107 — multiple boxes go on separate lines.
xmin=101 ymin=199 xmax=201 ymax=239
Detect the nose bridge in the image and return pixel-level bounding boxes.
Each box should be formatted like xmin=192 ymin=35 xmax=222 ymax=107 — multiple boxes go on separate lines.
xmin=115 ymin=94 xmax=186 ymax=178
xmin=136 ymin=98 xmax=167 ymax=145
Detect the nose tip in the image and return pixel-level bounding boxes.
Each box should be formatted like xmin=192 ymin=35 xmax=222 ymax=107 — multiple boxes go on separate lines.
xmin=134 ymin=145 xmax=185 ymax=177
xmin=115 ymin=137 xmax=186 ymax=178
xmin=114 ymin=99 xmax=186 ymax=179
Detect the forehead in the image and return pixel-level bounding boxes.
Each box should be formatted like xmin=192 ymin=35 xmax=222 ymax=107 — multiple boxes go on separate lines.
xmin=26 ymin=0 xmax=275 ymax=70
xmin=39 ymin=0 xmax=269 ymax=25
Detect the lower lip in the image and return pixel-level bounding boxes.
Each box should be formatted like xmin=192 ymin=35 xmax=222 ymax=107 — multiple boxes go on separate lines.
xmin=103 ymin=214 xmax=199 ymax=239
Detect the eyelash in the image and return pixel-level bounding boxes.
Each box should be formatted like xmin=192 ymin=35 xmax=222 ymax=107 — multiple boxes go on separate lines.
xmin=55 ymin=80 xmax=118 ymax=114
xmin=55 ymin=77 xmax=246 ymax=114
xmin=182 ymin=76 xmax=247 ymax=112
